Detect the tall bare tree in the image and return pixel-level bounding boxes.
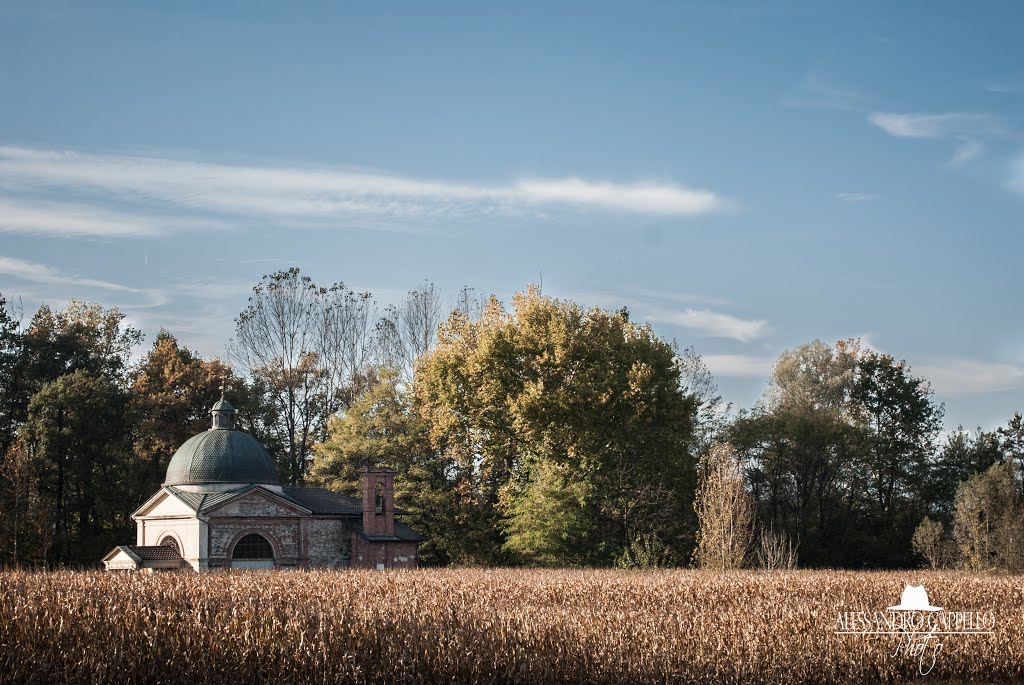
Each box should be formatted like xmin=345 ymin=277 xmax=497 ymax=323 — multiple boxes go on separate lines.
xmin=320 ymin=284 xmax=377 ymax=408
xmin=231 ymin=269 xmax=332 ymax=484
xmin=694 ymin=443 xmax=754 ymax=570
xmin=376 ymin=281 xmax=445 ymax=383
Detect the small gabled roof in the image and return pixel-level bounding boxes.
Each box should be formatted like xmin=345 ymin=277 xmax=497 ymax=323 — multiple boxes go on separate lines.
xmin=127 ymin=545 xmax=183 ymax=561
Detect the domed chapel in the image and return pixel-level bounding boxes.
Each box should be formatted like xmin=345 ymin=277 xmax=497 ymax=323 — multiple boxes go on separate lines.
xmin=103 ymin=399 xmax=423 ymax=572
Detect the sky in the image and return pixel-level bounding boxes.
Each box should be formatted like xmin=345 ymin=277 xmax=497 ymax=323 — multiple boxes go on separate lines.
xmin=0 ymin=1 xmax=1022 ymax=432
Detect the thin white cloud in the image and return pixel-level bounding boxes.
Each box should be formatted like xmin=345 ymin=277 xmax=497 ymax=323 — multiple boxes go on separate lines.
xmin=916 ymin=360 xmax=1024 ymax=395
xmin=645 ymin=307 xmax=767 ymax=342
xmin=836 ymin=192 xmax=878 ymax=202
xmin=0 ymin=196 xmax=227 ymax=238
xmin=0 ymin=145 xmax=721 ymax=220
xmin=948 ymin=140 xmax=985 ymax=166
xmin=867 ymin=112 xmax=1002 ymax=139
xmin=703 ymin=354 xmax=776 ymax=379
xmin=783 ymin=72 xmax=864 ymax=111
xmin=514 ymin=178 xmax=717 ymax=215
xmin=0 ymin=255 xmax=167 ymax=306
xmin=623 ymin=287 xmax=731 ymax=308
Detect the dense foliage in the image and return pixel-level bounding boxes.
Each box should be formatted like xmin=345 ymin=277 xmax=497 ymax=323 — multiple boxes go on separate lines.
xmin=0 ymin=273 xmax=1020 ymax=568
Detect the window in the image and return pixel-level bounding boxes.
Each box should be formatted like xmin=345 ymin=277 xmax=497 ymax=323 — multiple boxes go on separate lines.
xmin=160 ymin=536 xmax=180 ymax=555
xmin=232 ymin=533 xmax=274 ymax=559
xmin=375 ymin=482 xmax=384 ymax=515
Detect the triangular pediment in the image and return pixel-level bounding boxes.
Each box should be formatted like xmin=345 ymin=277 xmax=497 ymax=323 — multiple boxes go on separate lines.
xmin=133 ymin=488 xmax=197 ymax=519
xmin=203 ymin=486 xmax=311 ymax=517
xmin=102 ymin=546 xmax=142 ymax=568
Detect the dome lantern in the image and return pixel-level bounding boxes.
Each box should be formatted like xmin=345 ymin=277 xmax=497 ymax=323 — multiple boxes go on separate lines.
xmin=211 ymin=396 xmax=236 ymax=430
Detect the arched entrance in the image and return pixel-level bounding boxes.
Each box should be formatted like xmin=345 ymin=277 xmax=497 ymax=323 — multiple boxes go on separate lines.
xmin=230 ymin=532 xmax=275 ymax=570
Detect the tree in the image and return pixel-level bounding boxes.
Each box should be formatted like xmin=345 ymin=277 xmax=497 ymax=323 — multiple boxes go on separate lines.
xmin=0 ymin=438 xmax=51 ymax=566
xmin=309 ymin=367 xmax=455 ymax=564
xmin=128 ymin=331 xmax=241 ymax=502
xmin=0 ymin=293 xmax=23 ymax=459
xmin=415 ymin=287 xmax=699 ymax=566
xmin=20 ymin=300 xmax=142 ymax=388
xmin=953 ymin=460 xmax=1024 ymax=572
xmin=928 ymin=427 xmax=1003 ymax=523
xmin=23 ymin=370 xmax=132 ymax=564
xmin=729 ymin=340 xmax=944 ymax=568
xmin=911 ymin=517 xmax=950 ymax=569
xmin=375 ymin=281 xmax=445 ymax=384
xmin=851 ymin=350 xmax=943 ymax=565
xmin=693 ymin=443 xmax=754 ymax=570
xmin=232 ymin=268 xmax=377 ymax=484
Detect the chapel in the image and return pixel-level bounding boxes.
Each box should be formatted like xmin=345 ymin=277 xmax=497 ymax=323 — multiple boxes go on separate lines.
xmin=102 ymin=398 xmax=423 ymax=572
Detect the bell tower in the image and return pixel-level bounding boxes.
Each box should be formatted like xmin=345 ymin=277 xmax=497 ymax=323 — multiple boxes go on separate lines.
xmin=360 ymin=467 xmax=395 ymax=536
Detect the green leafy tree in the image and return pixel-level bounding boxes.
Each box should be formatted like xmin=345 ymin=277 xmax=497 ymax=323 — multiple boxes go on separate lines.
xmin=310 ymin=367 xmax=455 ymax=564
xmin=729 ymin=340 xmax=944 ymax=568
xmin=912 ymin=516 xmax=951 ymax=569
xmin=415 ymin=287 xmax=698 ymax=566
xmin=0 ymin=293 xmax=23 ymax=459
xmin=851 ymin=350 xmax=943 ymax=565
xmin=23 ymin=370 xmax=133 ymax=564
xmin=953 ymin=460 xmax=1024 ymax=572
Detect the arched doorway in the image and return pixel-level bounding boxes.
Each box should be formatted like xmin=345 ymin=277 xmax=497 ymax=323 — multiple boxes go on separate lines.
xmin=231 ymin=532 xmax=275 ymax=570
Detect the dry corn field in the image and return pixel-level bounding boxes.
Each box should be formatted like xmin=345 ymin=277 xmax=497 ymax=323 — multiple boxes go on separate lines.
xmin=1 ymin=569 xmax=1022 ymax=684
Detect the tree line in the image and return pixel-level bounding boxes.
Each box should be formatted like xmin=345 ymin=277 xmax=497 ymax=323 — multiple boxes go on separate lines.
xmin=0 ymin=268 xmax=1020 ymax=569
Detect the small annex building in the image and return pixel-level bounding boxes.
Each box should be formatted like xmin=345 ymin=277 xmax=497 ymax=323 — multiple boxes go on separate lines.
xmin=103 ymin=398 xmax=423 ymax=572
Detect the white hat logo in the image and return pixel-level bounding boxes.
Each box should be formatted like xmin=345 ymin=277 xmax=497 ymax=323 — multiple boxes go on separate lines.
xmin=887 ymin=584 xmax=942 ymax=612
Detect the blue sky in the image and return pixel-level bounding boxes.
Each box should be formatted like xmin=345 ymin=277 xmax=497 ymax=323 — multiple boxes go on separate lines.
xmin=1 ymin=1 xmax=1022 ymax=431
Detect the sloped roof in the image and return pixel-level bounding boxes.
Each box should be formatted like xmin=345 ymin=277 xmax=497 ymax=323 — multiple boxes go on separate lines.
xmin=164 ymin=484 xmax=310 ymax=515
xmin=165 ymin=486 xmax=240 ymax=512
xmin=283 ymin=487 xmax=363 ymax=515
xmin=127 ymin=545 xmax=182 ymax=561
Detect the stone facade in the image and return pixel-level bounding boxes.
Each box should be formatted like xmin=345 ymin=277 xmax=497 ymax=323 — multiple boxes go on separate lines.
xmin=104 ymin=400 xmax=423 ymax=572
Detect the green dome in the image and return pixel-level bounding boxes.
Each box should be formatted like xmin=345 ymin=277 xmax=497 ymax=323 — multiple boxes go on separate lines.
xmin=212 ymin=398 xmax=235 ymax=411
xmin=164 ymin=429 xmax=279 ymax=486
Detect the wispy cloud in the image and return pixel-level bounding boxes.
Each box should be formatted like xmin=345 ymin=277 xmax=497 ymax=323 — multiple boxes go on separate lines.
xmin=0 ymin=255 xmax=167 ymax=306
xmin=986 ymin=77 xmax=1024 ymax=94
xmin=868 ymin=111 xmax=1015 ymax=168
xmin=836 ymin=192 xmax=878 ymax=202
xmin=867 ymin=112 xmax=1004 ymax=139
xmin=916 ymin=359 xmax=1024 ymax=395
xmin=645 ymin=307 xmax=767 ymax=342
xmin=0 ymin=196 xmax=225 ymax=238
xmin=0 ymin=145 xmax=721 ymax=222
xmin=703 ymin=354 xmax=776 ymax=378
xmin=784 ymin=72 xmax=864 ymax=111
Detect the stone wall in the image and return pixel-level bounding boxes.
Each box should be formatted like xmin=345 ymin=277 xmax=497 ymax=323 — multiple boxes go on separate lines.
xmin=207 ymin=519 xmax=302 ymax=568
xmin=303 ymin=518 xmax=352 ymax=568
